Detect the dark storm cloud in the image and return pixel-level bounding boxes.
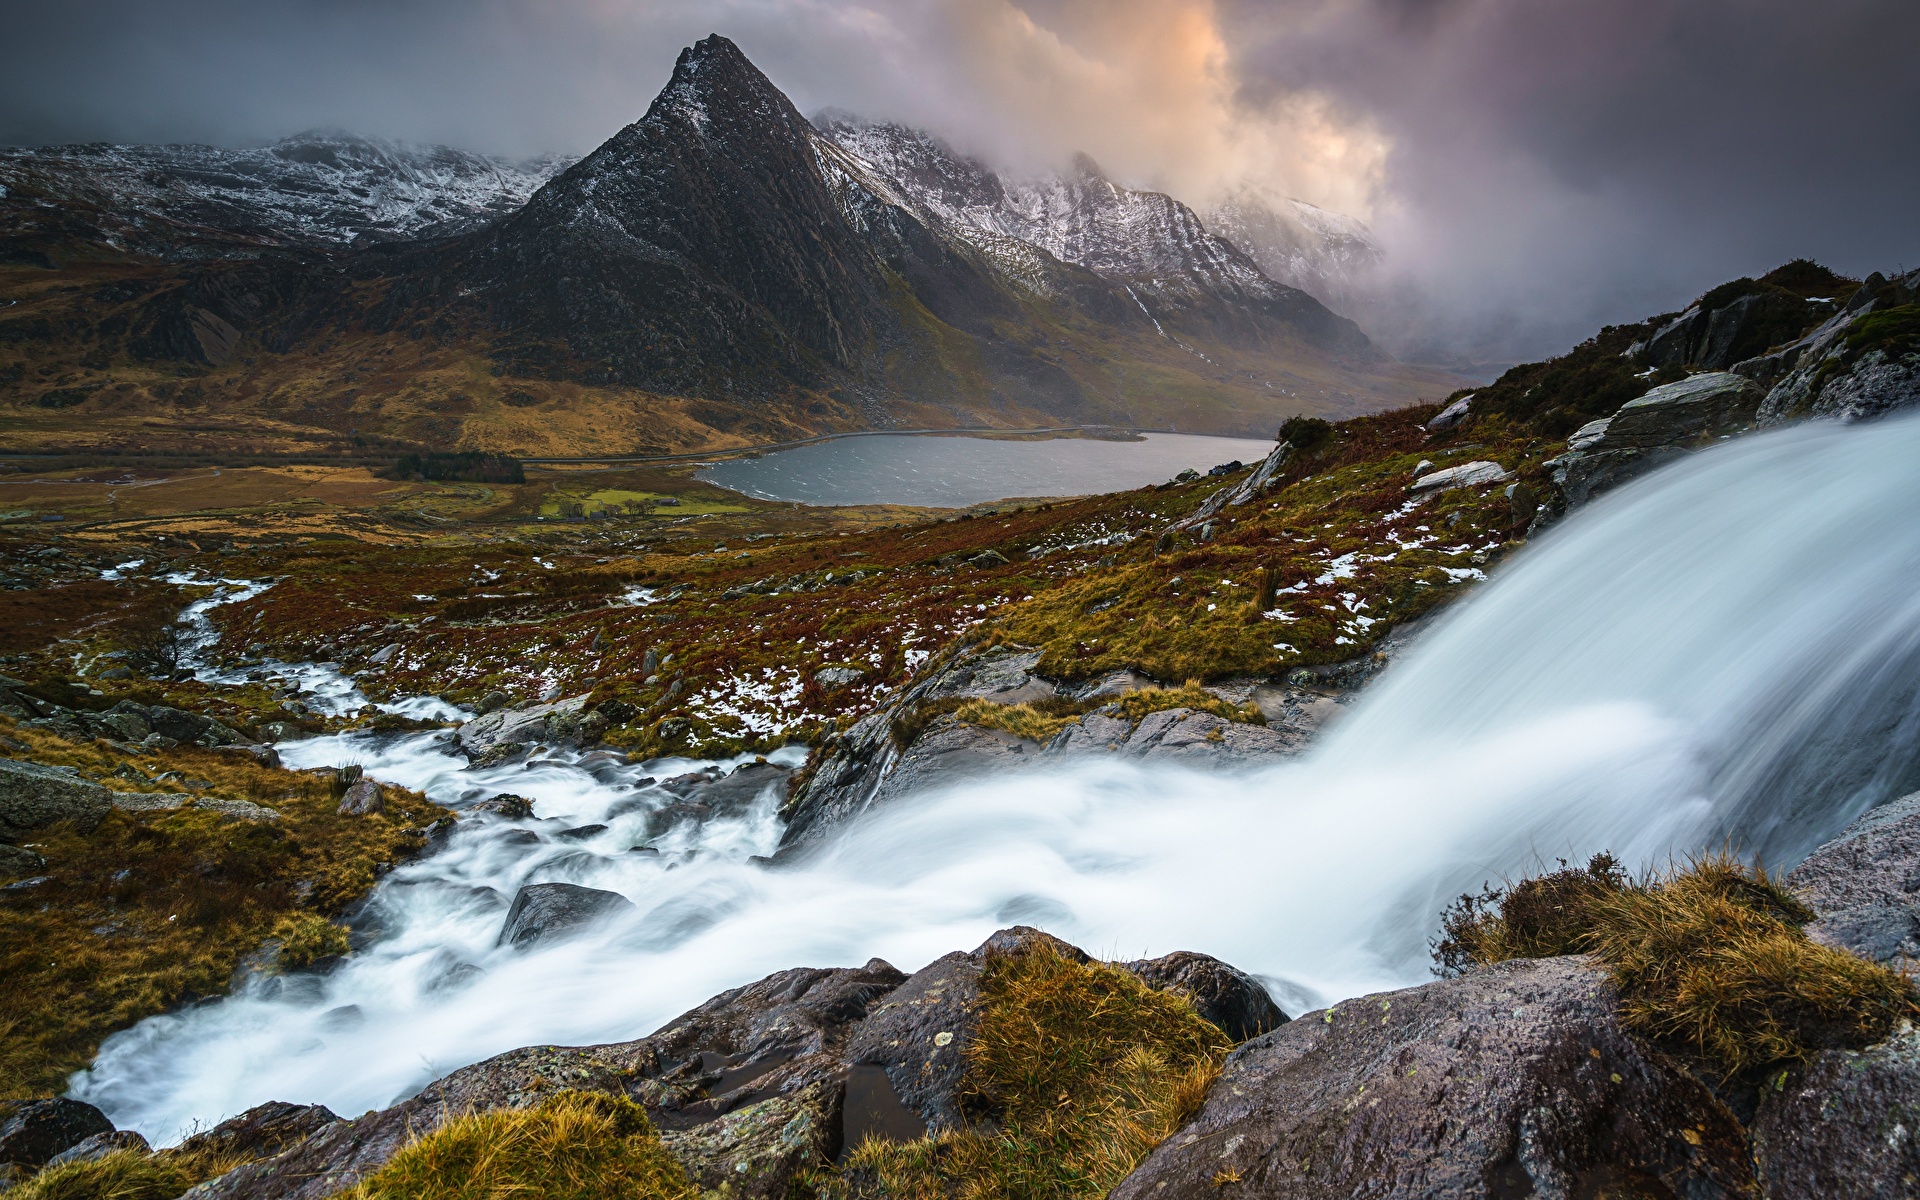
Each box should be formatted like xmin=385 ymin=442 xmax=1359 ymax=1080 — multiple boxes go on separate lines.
xmin=1218 ymin=0 xmax=1920 ymax=357
xmin=1 ymin=0 xmax=1914 ymax=361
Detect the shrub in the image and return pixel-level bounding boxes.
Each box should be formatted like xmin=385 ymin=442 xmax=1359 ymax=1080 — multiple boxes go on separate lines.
xmin=1277 ymin=416 xmax=1333 ymax=453
xmin=1433 ymin=853 xmax=1920 ymax=1079
xmin=341 ymin=1091 xmax=695 ymax=1200
xmin=836 ymin=943 xmax=1229 ymax=1200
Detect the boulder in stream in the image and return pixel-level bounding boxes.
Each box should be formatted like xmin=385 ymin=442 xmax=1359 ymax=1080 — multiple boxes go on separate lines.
xmin=496 ymin=882 xmax=635 ymax=949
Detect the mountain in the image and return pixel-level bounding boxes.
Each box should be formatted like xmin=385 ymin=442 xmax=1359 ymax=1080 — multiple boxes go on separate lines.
xmin=815 ymin=116 xmax=1373 ymax=357
xmin=0 ymin=131 xmax=568 ymax=260
xmin=1202 ymin=187 xmax=1384 ymax=311
xmin=0 ymin=35 xmax=1462 ymax=459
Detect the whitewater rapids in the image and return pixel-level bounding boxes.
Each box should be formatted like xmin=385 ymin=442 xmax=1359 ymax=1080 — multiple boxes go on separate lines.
xmin=75 ymin=412 xmax=1920 ymax=1143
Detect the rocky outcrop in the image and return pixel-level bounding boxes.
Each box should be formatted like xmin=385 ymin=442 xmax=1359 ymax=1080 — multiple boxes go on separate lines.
xmin=1110 ymin=957 xmax=1752 ymax=1200
xmin=496 ymin=882 xmax=635 ymax=949
xmin=779 ymin=647 xmax=1309 ymax=855
xmin=1785 ymin=788 xmax=1920 ymax=964
xmin=0 ymin=758 xmax=113 ymax=839
xmin=456 ymin=694 xmax=599 ymax=755
xmin=1751 ymin=1024 xmax=1920 ymax=1200
xmin=171 ymin=929 xmax=1271 ymax=1200
xmin=1756 ymin=269 xmax=1920 ymax=426
xmin=0 ymin=1097 xmax=116 ymax=1169
xmin=1548 ymin=372 xmax=1762 ymax=507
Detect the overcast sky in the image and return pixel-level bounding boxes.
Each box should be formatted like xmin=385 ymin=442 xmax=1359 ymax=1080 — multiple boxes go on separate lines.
xmin=4 ymin=0 xmax=1915 ymax=361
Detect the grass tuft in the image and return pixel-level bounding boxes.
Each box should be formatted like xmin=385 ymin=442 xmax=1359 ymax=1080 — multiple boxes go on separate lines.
xmin=1111 ymin=682 xmax=1264 ymax=726
xmin=835 ymin=941 xmax=1229 ymax=1200
xmin=4 ymin=1151 xmax=196 ymax=1200
xmin=948 ymin=698 xmax=1093 ymax=744
xmin=1434 ymin=852 xmax=1918 ymax=1079
xmin=269 ymin=913 xmax=351 ymax=970
xmin=340 ymin=1090 xmax=696 ymax=1200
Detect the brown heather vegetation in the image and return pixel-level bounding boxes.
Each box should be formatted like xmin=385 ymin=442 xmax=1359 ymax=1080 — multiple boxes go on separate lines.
xmin=1434 ymin=854 xmax=1920 ymax=1080
xmin=830 ymin=942 xmax=1230 ymax=1200
xmin=0 ymin=719 xmax=444 ymax=1098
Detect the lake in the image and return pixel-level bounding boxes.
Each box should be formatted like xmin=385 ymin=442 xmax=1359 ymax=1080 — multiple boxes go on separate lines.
xmin=696 ymin=432 xmax=1278 ymax=507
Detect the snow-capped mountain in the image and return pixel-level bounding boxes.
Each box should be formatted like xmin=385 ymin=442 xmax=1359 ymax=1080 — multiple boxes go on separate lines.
xmin=814 ymin=114 xmax=1371 ymax=357
xmin=0 ymin=131 xmax=571 ymax=257
xmin=1204 ymin=187 xmax=1383 ymax=308
xmin=819 ymin=116 xmax=1275 ymax=304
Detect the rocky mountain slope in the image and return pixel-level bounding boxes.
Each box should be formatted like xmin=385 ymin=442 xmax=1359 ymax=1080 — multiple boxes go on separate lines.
xmin=0 ymin=131 xmax=566 ymax=260
xmin=0 ymin=37 xmax=1459 ymax=458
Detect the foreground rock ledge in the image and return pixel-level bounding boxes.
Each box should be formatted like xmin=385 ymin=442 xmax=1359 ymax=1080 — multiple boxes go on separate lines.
xmin=1109 ymin=956 xmax=1753 ymax=1200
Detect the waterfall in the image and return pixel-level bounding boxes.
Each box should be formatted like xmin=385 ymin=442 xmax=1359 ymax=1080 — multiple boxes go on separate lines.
xmin=72 ymin=411 xmax=1920 ymax=1144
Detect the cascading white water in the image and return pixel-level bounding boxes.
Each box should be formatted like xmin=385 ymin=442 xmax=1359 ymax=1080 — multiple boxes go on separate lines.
xmin=72 ymin=412 xmax=1920 ymax=1144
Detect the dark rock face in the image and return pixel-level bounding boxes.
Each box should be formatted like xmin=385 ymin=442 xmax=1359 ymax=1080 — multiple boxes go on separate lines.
xmin=174 ymin=1101 xmax=341 ymax=1164
xmin=1752 ymin=1025 xmax=1920 ymax=1199
xmin=0 ymin=758 xmax=112 ymax=839
xmin=1787 ymin=788 xmax=1920 ymax=964
xmin=1117 ymin=951 xmax=1286 ymax=1043
xmin=0 ymin=1097 xmax=116 ymax=1168
xmin=450 ymin=35 xmax=900 ymax=399
xmin=496 ymin=882 xmax=635 ymax=949
xmin=1110 ymin=957 xmax=1752 ymax=1200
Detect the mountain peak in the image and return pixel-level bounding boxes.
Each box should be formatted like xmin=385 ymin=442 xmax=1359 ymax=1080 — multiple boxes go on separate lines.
xmin=1070 ymin=152 xmax=1108 ymax=182
xmin=641 ymin=33 xmax=808 ymax=141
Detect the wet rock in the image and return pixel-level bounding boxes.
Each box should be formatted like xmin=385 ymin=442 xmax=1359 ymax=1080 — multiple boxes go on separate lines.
xmin=458 ymin=695 xmax=590 ymax=754
xmin=0 ymin=759 xmax=112 ymax=839
xmin=1751 ymin=1023 xmax=1920 ymax=1199
xmin=474 ymin=690 xmax=510 ymax=714
xmin=44 ymin=1129 xmax=151 ymax=1166
xmin=1109 ymin=956 xmax=1751 ymax=1200
xmin=468 ymin=741 xmax=530 ymax=769
xmin=1786 ymin=788 xmax=1920 ymax=963
xmin=336 ymin=779 xmax=383 ymax=816
xmin=660 ymin=1080 xmax=840 ymax=1200
xmin=1068 ymin=707 xmax=1301 ymax=762
xmin=0 ymin=843 xmax=46 ymax=876
xmin=554 ymin=823 xmax=608 ymax=841
xmin=497 ymin=882 xmax=634 ymax=949
xmin=0 ymin=1097 xmax=116 ymax=1168
xmin=1117 ymin=950 xmax=1287 ymax=1043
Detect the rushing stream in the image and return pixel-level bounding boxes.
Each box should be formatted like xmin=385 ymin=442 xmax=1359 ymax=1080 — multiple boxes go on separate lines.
xmin=75 ymin=411 xmax=1920 ymax=1143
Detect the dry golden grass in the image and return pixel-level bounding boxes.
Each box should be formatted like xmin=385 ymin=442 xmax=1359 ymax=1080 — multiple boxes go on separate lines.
xmin=948 ymin=699 xmax=1089 ymax=745
xmin=1111 ymin=682 xmax=1265 ymax=726
xmin=836 ymin=942 xmax=1229 ymax=1200
xmin=3 ymin=1150 xmax=198 ymax=1200
xmin=1434 ymin=853 xmax=1920 ymax=1079
xmin=0 ymin=719 xmax=444 ymax=1099
xmin=340 ymin=1091 xmax=696 ymax=1200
